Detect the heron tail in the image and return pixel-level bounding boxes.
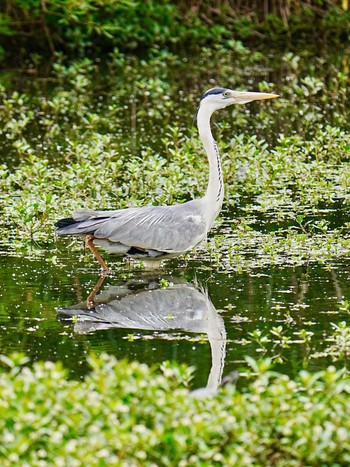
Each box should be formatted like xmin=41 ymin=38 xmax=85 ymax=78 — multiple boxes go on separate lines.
xmin=55 ymin=217 xmax=78 ymax=229
xmin=55 ymin=208 xmax=97 ymax=230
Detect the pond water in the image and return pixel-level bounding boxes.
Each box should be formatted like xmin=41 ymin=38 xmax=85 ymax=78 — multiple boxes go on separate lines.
xmin=1 ymin=219 xmax=350 ymax=389
xmin=1 ymin=45 xmax=350 ymax=389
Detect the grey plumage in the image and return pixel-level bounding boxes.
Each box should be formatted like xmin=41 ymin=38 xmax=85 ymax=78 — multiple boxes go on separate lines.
xmin=56 ymin=200 xmax=206 ymax=257
xmin=58 ymin=280 xmax=217 ymax=333
xmin=57 ymin=277 xmax=227 ymax=394
xmin=55 ymin=87 xmax=278 ymax=269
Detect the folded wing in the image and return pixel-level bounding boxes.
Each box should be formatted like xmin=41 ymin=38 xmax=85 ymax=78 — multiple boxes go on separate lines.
xmin=56 ymin=200 xmax=207 ymax=253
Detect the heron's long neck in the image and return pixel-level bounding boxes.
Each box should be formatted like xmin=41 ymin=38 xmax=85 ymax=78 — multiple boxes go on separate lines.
xmin=197 ymin=105 xmax=224 ymax=228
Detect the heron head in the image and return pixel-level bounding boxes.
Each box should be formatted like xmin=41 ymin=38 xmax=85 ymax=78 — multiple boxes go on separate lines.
xmin=200 ymin=87 xmax=279 ymax=111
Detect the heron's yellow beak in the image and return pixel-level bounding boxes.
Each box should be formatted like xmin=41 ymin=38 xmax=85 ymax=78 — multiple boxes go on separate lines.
xmin=234 ymin=91 xmax=279 ymax=101
xmin=225 ymin=90 xmax=279 ymax=105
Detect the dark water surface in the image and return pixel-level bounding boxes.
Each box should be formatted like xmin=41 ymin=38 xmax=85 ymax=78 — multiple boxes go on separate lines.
xmin=1 ymin=243 xmax=349 ymax=388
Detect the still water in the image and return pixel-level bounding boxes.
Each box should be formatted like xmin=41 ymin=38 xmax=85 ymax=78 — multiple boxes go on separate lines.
xmin=1 ymin=47 xmax=350 ymax=388
xmin=1 ymin=226 xmax=349 ymax=389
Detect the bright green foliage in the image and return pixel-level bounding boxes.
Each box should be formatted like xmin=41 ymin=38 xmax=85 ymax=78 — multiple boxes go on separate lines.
xmin=0 ymin=353 xmax=350 ymax=466
xmin=0 ymin=1 xmax=349 ymax=60
xmin=0 ymin=0 xmax=227 ymax=57
xmin=0 ymin=50 xmax=349 ymax=268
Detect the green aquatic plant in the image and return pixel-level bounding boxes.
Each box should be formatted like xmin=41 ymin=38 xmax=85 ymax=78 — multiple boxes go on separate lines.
xmin=1 ymin=353 xmax=350 ymax=466
xmin=0 ymin=50 xmax=349 ymax=271
xmin=204 ymin=221 xmax=350 ymax=274
xmin=313 ymin=322 xmax=350 ymax=363
xmin=248 ymin=329 xmax=269 ymax=352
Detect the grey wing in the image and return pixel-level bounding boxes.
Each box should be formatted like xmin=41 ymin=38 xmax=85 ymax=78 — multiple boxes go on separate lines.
xmin=94 ymin=202 xmax=207 ymax=252
xmin=60 ymin=201 xmax=207 ymax=252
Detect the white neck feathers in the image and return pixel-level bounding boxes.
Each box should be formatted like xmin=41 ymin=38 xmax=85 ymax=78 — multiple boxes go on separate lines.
xmin=197 ymin=103 xmax=224 ymax=228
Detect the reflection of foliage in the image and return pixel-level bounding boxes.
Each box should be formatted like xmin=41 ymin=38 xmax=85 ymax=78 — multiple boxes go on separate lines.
xmin=1 ymin=353 xmax=350 ymax=465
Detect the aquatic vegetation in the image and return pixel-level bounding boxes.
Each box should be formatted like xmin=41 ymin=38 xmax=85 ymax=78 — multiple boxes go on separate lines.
xmin=0 ymin=49 xmax=349 ymax=272
xmin=1 ymin=0 xmax=349 ymax=63
xmin=0 ymin=353 xmax=350 ymax=466
xmin=313 ymin=322 xmax=350 ymax=363
xmin=204 ymin=220 xmax=350 ymax=274
xmin=0 ymin=50 xmax=349 ymax=394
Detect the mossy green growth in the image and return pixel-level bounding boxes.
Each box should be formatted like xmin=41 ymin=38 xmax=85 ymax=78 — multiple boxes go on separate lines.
xmin=0 ymin=353 xmax=350 ymax=466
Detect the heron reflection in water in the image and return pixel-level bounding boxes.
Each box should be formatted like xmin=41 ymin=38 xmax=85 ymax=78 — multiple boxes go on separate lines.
xmin=55 ymin=88 xmax=278 ymax=271
xmin=57 ymin=276 xmax=227 ymax=394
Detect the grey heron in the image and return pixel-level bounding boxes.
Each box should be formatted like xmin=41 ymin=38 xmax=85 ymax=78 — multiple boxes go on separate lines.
xmin=57 ymin=276 xmax=226 ymax=394
xmin=55 ymin=87 xmax=278 ymax=270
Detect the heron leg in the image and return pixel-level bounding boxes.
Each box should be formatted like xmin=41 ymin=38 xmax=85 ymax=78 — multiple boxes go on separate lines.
xmin=85 ymin=235 xmax=109 ymax=272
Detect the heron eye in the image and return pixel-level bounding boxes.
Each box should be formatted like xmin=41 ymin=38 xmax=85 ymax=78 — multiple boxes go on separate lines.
xmin=223 ymin=91 xmax=230 ymax=97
